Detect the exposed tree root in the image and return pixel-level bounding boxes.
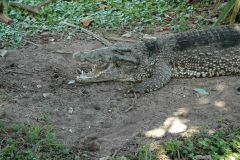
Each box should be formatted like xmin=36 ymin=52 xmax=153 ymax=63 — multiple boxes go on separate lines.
xmin=1 ymin=0 xmax=52 ymax=24
xmin=0 ymin=3 xmax=12 ymax=24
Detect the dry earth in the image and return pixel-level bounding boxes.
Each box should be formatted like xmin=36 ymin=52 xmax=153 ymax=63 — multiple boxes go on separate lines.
xmin=1 ymin=31 xmax=240 ymax=159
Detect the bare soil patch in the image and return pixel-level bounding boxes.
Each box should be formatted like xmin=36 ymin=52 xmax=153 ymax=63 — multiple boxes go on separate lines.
xmin=1 ymin=32 xmax=240 ymax=159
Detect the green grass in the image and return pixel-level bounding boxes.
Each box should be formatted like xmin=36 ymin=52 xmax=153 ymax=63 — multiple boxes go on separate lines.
xmin=111 ymin=125 xmax=240 ymax=160
xmin=1 ymin=120 xmax=239 ymax=160
xmin=1 ymin=0 xmax=207 ymax=49
xmin=0 ymin=121 xmax=79 ymax=159
xmin=163 ymin=125 xmax=240 ymax=159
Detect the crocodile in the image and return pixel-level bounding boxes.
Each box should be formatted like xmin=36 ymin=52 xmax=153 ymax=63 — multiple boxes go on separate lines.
xmin=73 ymin=25 xmax=240 ymax=93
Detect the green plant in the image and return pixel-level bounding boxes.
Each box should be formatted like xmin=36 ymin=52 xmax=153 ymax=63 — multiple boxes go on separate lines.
xmin=1 ymin=94 xmax=7 ymax=100
xmin=164 ymin=139 xmax=182 ymax=159
xmin=1 ymin=0 xmax=9 ymax=12
xmin=0 ymin=121 xmax=79 ymax=159
xmin=163 ymin=126 xmax=240 ymax=159
xmin=127 ymin=145 xmax=157 ymax=160
xmin=0 ymin=0 xmax=198 ymax=48
xmin=1 ymin=110 xmax=7 ymax=116
xmin=214 ymin=0 xmax=240 ymax=25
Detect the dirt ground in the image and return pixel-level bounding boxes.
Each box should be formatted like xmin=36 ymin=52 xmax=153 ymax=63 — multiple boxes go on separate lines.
xmin=1 ymin=31 xmax=240 ymax=159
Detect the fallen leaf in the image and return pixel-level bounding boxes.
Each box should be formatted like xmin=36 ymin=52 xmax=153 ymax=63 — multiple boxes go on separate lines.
xmin=0 ymin=50 xmax=7 ymax=57
xmin=98 ymin=5 xmax=111 ymax=10
xmin=143 ymin=34 xmax=157 ymax=40
xmin=122 ymin=32 xmax=132 ymax=38
xmin=194 ymin=88 xmax=209 ymax=95
xmin=68 ymin=80 xmax=75 ymax=84
xmin=162 ymin=27 xmax=170 ymax=30
xmin=80 ymin=16 xmax=94 ymax=27
xmin=164 ymin=13 xmax=172 ymax=19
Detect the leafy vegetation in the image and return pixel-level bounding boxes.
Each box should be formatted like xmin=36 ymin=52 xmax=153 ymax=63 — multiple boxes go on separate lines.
xmin=111 ymin=125 xmax=240 ymax=160
xmin=1 ymin=121 xmax=239 ymax=160
xmin=0 ymin=0 xmax=201 ymax=48
xmin=214 ymin=0 xmax=240 ymax=25
xmin=0 ymin=121 xmax=78 ymax=159
xmin=1 ymin=0 xmax=9 ymax=12
xmin=163 ymin=125 xmax=240 ymax=159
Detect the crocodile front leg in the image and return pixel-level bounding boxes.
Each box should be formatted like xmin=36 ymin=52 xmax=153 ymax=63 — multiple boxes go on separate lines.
xmin=128 ymin=62 xmax=172 ymax=93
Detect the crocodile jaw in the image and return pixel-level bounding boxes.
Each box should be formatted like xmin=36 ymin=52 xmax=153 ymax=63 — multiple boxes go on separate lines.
xmin=75 ymin=61 xmax=137 ymax=82
xmin=77 ymin=63 xmax=114 ymax=79
xmin=73 ymin=46 xmax=140 ymax=82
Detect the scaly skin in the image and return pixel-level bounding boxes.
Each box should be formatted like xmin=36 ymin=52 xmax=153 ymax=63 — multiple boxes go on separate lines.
xmin=73 ymin=25 xmax=240 ymax=93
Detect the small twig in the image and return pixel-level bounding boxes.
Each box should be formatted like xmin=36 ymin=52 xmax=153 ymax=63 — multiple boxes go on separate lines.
xmin=9 ymin=2 xmax=39 ymax=14
xmin=52 ymin=50 xmax=72 ymax=54
xmin=195 ymin=155 xmax=213 ymax=160
xmin=25 ymin=40 xmax=41 ymax=47
xmin=111 ymin=148 xmax=121 ymax=158
xmin=5 ymin=70 xmax=33 ymax=75
xmin=63 ymin=21 xmax=112 ymax=46
xmin=0 ymin=67 xmax=5 ymax=73
xmin=36 ymin=0 xmax=50 ymax=9
xmin=124 ymin=93 xmax=137 ymax=112
xmin=67 ymin=89 xmax=83 ymax=96
xmin=178 ymin=150 xmax=180 ymax=159
xmin=104 ymin=37 xmax=141 ymax=43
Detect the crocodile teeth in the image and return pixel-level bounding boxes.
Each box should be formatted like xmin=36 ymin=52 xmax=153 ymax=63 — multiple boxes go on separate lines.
xmin=78 ymin=63 xmax=115 ymax=78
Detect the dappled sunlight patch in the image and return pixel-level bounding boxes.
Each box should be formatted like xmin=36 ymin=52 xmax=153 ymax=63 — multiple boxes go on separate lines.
xmin=208 ymin=129 xmax=216 ymax=134
xmin=165 ymin=117 xmax=188 ymax=133
xmin=182 ymin=126 xmax=200 ymax=137
xmin=173 ymin=107 xmax=189 ymax=116
xmin=198 ymin=97 xmax=210 ymax=105
xmin=215 ymin=82 xmax=227 ymax=91
xmin=144 ymin=117 xmax=189 ymax=138
xmin=228 ymin=155 xmax=236 ymax=160
xmin=213 ymin=100 xmax=227 ymax=111
xmin=144 ymin=127 xmax=166 ymax=138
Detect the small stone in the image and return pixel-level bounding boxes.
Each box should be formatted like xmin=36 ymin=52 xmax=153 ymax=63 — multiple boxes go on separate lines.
xmin=0 ymin=50 xmax=7 ymax=57
xmin=118 ymin=88 xmax=121 ymax=91
xmin=69 ymin=129 xmax=73 ymax=133
xmin=237 ymin=87 xmax=240 ymax=91
xmin=81 ymin=89 xmax=89 ymax=95
xmin=68 ymin=107 xmax=74 ymax=114
xmin=43 ymin=93 xmax=53 ymax=98
xmin=23 ymin=86 xmax=27 ymax=89
xmin=9 ymin=62 xmax=15 ymax=67
xmin=37 ymin=84 xmax=42 ymax=88
xmin=94 ymin=105 xmax=101 ymax=110
xmin=53 ymin=73 xmax=59 ymax=78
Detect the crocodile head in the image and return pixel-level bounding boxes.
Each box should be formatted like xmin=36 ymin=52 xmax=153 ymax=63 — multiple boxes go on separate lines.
xmin=73 ymin=42 xmax=150 ymax=83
